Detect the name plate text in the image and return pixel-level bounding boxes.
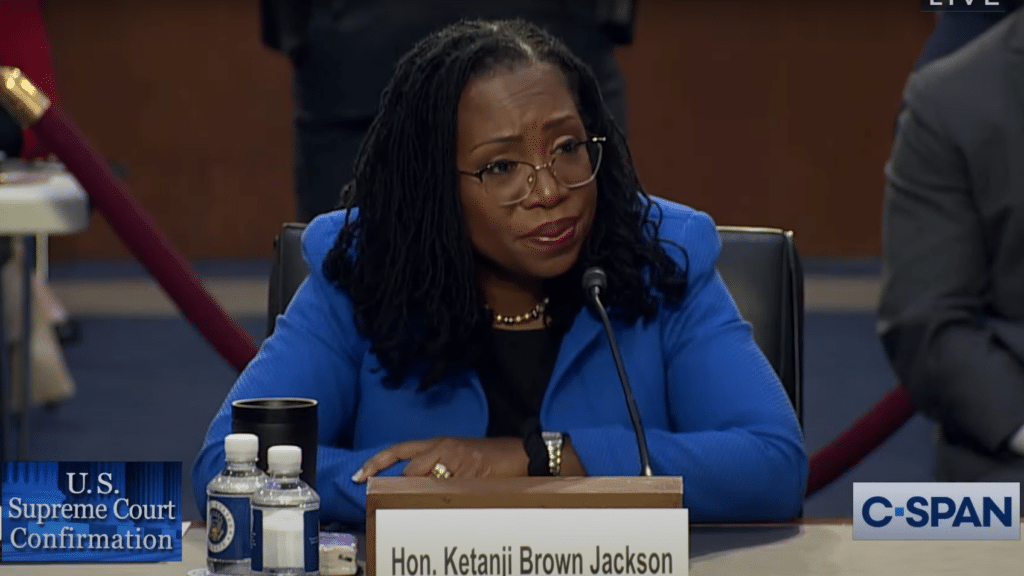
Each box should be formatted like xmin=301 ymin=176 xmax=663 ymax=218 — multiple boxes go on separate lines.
xmin=375 ymin=508 xmax=689 ymax=576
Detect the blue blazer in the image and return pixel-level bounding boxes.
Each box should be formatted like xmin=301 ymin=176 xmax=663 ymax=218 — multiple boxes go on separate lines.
xmin=193 ymin=198 xmax=807 ymax=525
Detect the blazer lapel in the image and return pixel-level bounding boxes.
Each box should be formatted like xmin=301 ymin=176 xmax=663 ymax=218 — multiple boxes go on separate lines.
xmin=544 ymin=307 xmax=605 ymax=407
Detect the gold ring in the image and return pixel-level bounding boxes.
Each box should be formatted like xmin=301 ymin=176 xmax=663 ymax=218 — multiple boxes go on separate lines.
xmin=431 ymin=462 xmax=453 ymax=479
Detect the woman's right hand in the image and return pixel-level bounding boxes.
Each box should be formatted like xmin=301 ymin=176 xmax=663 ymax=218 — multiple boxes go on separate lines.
xmin=351 ymin=437 xmax=529 ymax=482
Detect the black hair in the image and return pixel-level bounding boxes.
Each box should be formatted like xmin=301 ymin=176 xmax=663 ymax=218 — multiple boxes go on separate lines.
xmin=323 ymin=19 xmax=688 ymax=388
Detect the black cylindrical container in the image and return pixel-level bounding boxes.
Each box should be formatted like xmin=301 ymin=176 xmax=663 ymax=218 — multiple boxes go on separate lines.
xmin=231 ymin=398 xmax=318 ymax=489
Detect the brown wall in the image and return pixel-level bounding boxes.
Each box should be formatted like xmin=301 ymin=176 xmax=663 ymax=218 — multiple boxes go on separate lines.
xmin=44 ymin=0 xmax=295 ymax=260
xmin=615 ymin=0 xmax=934 ymax=256
xmin=43 ymin=0 xmax=934 ymax=260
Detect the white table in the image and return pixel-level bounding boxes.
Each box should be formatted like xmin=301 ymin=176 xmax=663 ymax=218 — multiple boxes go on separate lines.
xmin=2 ymin=521 xmax=1022 ymax=575
xmin=0 ymin=161 xmax=90 ymax=460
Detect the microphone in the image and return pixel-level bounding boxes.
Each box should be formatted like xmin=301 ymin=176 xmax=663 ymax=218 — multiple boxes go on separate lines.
xmin=582 ymin=267 xmax=653 ymax=477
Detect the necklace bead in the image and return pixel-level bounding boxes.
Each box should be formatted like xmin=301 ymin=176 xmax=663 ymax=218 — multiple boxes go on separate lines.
xmin=491 ymin=297 xmax=549 ymax=326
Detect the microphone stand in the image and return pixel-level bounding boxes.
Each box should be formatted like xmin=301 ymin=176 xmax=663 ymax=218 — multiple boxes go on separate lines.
xmin=586 ymin=283 xmax=653 ymax=477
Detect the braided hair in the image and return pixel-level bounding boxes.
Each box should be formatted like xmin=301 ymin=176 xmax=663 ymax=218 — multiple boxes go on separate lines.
xmin=323 ymin=19 xmax=688 ymax=388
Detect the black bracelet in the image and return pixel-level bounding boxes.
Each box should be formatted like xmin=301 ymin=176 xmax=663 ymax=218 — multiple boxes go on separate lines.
xmin=521 ymin=418 xmax=552 ymax=476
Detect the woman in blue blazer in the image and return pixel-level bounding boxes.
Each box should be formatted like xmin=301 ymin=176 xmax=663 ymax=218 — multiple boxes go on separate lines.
xmin=193 ymin=19 xmax=806 ymax=526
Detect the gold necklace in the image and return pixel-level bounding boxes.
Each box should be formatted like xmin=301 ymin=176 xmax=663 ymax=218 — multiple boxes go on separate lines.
xmin=489 ymin=297 xmax=550 ymax=326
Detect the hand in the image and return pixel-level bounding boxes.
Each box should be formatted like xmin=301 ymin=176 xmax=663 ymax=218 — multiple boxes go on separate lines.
xmin=351 ymin=437 xmax=528 ymax=482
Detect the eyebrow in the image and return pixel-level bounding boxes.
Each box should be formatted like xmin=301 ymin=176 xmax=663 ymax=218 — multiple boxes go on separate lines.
xmin=470 ymin=114 xmax=580 ymax=151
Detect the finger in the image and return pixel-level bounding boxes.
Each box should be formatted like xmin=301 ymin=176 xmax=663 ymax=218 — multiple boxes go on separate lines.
xmin=402 ymin=438 xmax=467 ymax=477
xmin=399 ymin=440 xmax=452 ymax=473
xmin=402 ymin=440 xmax=486 ymax=478
xmin=352 ymin=439 xmax=435 ymax=482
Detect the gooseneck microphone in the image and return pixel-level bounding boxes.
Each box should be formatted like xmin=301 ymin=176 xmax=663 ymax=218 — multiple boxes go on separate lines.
xmin=582 ymin=267 xmax=653 ymax=477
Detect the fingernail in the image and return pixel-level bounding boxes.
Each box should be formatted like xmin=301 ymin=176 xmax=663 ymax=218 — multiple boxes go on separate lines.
xmin=351 ymin=468 xmax=365 ymax=483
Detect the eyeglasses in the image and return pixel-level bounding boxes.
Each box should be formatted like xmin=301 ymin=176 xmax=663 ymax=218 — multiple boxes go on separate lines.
xmin=458 ymin=136 xmax=606 ymax=206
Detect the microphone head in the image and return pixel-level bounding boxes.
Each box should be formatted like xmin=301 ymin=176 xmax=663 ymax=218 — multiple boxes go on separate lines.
xmin=582 ymin=267 xmax=607 ymax=295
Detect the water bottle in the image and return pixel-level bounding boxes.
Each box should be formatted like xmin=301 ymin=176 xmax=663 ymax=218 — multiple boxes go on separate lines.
xmin=207 ymin=433 xmax=267 ymax=575
xmin=252 ymin=445 xmax=321 ymax=576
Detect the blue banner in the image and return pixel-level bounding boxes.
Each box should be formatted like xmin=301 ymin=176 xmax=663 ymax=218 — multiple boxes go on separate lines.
xmin=1 ymin=461 xmax=182 ymax=562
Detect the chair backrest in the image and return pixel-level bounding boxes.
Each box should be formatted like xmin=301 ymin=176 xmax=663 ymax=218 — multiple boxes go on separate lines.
xmin=715 ymin=226 xmax=804 ymax=425
xmin=266 ymin=223 xmax=310 ymax=338
xmin=266 ymin=223 xmax=803 ymax=423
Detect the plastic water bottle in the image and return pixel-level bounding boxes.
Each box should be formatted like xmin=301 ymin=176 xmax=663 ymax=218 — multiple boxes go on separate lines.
xmin=252 ymin=445 xmax=321 ymax=576
xmin=207 ymin=433 xmax=268 ymax=575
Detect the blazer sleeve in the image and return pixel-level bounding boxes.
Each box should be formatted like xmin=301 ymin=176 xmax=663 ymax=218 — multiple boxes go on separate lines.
xmin=191 ymin=217 xmax=400 ymax=526
xmin=566 ymin=210 xmax=808 ymax=522
xmin=879 ymin=78 xmax=1024 ymax=453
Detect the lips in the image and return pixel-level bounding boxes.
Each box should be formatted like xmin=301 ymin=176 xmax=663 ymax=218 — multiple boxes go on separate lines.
xmin=526 ymin=217 xmax=578 ymax=239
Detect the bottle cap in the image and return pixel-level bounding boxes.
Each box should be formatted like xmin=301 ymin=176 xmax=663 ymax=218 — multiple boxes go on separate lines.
xmin=267 ymin=445 xmax=302 ymax=475
xmin=224 ymin=433 xmax=259 ymax=462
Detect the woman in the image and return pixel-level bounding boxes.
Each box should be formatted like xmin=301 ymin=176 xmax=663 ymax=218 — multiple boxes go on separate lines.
xmin=193 ymin=19 xmax=807 ymax=525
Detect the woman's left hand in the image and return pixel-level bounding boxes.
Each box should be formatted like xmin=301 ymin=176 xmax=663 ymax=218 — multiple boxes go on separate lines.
xmin=351 ymin=437 xmax=528 ymax=482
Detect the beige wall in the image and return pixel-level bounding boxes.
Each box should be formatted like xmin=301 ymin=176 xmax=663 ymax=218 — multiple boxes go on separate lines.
xmin=43 ymin=0 xmax=934 ymax=260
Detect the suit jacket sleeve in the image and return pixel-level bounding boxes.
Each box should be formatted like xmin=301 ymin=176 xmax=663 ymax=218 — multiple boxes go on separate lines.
xmin=260 ymin=0 xmax=313 ymax=56
xmin=912 ymin=11 xmax=1013 ymax=73
xmin=565 ymin=210 xmax=808 ymax=522
xmin=192 ymin=214 xmax=403 ymax=526
xmin=879 ymin=76 xmax=1024 ymax=453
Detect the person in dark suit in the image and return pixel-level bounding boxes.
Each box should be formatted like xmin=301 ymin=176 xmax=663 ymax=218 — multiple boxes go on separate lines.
xmin=879 ymin=6 xmax=1024 ymax=481
xmin=893 ymin=3 xmax=1019 ymax=134
xmin=911 ymin=4 xmax=1022 ymax=74
xmin=261 ymin=0 xmax=635 ymax=222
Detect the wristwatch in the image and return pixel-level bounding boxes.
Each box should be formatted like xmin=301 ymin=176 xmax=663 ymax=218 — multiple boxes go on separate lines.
xmin=541 ymin=431 xmax=564 ymax=476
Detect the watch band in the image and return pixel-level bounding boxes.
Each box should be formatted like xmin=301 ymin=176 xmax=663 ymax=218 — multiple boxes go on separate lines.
xmin=541 ymin=431 xmax=564 ymax=476
xmin=522 ymin=423 xmax=552 ymax=476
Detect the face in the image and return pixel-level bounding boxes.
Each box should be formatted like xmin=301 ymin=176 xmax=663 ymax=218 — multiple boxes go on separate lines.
xmin=456 ymin=62 xmax=598 ymax=284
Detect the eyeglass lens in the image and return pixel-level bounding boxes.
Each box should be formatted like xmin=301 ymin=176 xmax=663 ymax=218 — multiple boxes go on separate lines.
xmin=485 ymin=140 xmax=603 ymax=205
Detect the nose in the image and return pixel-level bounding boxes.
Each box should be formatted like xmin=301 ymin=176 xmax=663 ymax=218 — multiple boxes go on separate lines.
xmin=523 ymin=164 xmax=567 ymax=208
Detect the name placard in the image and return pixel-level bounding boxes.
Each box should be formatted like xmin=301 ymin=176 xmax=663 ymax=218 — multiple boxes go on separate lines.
xmin=376 ymin=508 xmax=689 ymax=576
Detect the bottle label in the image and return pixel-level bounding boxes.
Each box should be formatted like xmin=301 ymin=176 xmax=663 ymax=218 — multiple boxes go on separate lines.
xmin=207 ymin=495 xmax=252 ymax=560
xmin=252 ymin=508 xmax=320 ymax=572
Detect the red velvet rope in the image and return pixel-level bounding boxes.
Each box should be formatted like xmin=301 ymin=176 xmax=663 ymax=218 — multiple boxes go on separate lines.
xmin=32 ymin=106 xmax=259 ymax=372
xmin=806 ymin=385 xmax=917 ymax=496
xmin=0 ymin=0 xmax=61 ymax=160
xmin=27 ymin=104 xmax=919 ymax=494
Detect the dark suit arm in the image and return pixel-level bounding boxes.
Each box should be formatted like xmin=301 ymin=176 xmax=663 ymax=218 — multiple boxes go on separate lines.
xmin=1 ymin=104 xmax=22 ymax=158
xmin=912 ymin=12 xmax=1012 ymax=73
xmin=879 ymin=103 xmax=1024 ymax=453
xmin=260 ymin=0 xmax=313 ymax=56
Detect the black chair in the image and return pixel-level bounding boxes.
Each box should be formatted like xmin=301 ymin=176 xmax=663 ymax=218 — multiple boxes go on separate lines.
xmin=715 ymin=227 xmax=804 ymax=426
xmin=266 ymin=223 xmax=310 ymax=338
xmin=265 ymin=223 xmax=804 ymax=423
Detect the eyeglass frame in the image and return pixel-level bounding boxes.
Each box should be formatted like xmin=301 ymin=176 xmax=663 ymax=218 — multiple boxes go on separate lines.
xmin=457 ymin=136 xmax=607 ymax=207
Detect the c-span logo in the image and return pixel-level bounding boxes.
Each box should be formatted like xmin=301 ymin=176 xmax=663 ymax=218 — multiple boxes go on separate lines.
xmin=853 ymin=483 xmax=1019 ymax=540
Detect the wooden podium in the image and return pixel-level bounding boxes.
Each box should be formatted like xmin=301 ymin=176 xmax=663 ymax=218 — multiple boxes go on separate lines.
xmin=366 ymin=476 xmax=684 ymax=576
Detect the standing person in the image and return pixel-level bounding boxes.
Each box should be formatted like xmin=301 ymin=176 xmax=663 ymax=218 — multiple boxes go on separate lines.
xmin=879 ymin=6 xmax=1024 ymax=481
xmin=194 ymin=18 xmax=807 ymax=527
xmin=261 ymin=0 xmax=635 ymax=222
